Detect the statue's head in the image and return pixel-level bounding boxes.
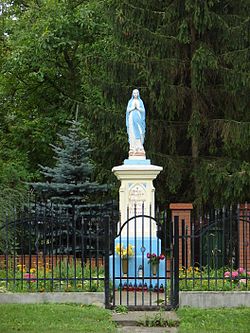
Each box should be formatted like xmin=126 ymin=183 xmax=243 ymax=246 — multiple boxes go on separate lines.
xmin=132 ymin=89 xmax=139 ymax=99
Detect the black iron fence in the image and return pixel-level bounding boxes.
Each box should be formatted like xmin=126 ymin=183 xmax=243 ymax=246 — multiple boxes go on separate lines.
xmin=0 ymin=201 xmax=249 ymax=308
xmin=0 ymin=202 xmax=115 ymax=293
xmin=178 ymin=205 xmax=250 ymax=292
xmin=106 ymin=205 xmax=177 ymax=310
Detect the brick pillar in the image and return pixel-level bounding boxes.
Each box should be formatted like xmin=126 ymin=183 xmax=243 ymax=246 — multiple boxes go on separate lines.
xmin=170 ymin=203 xmax=193 ymax=268
xmin=239 ymin=204 xmax=250 ymax=269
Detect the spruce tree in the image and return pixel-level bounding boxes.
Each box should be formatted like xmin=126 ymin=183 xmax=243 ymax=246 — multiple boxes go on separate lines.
xmin=103 ymin=0 xmax=250 ymax=206
xmin=34 ymin=120 xmax=107 ymax=206
xmin=32 ymin=119 xmax=112 ymax=255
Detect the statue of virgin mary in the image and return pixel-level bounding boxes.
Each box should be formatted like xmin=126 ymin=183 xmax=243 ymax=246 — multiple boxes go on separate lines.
xmin=126 ymin=89 xmax=146 ymax=157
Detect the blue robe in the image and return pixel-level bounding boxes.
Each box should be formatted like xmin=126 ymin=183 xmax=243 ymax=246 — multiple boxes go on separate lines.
xmin=126 ymin=91 xmax=146 ymax=145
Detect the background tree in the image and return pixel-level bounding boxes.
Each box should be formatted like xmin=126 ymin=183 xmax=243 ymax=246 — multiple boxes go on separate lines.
xmin=102 ymin=0 xmax=250 ymax=206
xmin=31 ymin=119 xmax=114 ymax=255
xmin=0 ymin=0 xmax=249 ymax=209
xmin=0 ymin=0 xmax=114 ymax=186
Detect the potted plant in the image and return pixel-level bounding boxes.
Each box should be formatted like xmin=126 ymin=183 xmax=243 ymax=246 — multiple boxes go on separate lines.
xmin=147 ymin=252 xmax=165 ymax=276
xmin=115 ymin=243 xmax=134 ymax=276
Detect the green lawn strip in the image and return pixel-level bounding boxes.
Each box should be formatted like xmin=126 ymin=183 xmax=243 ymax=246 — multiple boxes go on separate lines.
xmin=177 ymin=307 xmax=250 ymax=333
xmin=0 ymin=304 xmax=117 ymax=333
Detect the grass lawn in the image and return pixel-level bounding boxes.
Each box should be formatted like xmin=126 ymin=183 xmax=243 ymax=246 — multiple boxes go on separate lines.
xmin=177 ymin=307 xmax=250 ymax=333
xmin=1 ymin=304 xmax=250 ymax=333
xmin=0 ymin=304 xmax=117 ymax=333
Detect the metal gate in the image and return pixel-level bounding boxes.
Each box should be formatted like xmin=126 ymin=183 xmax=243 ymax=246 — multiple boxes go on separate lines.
xmin=104 ymin=211 xmax=180 ymax=310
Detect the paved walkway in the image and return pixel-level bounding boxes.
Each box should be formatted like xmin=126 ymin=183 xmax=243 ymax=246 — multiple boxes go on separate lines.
xmin=114 ymin=290 xmax=171 ymax=307
xmin=112 ymin=311 xmax=179 ymax=333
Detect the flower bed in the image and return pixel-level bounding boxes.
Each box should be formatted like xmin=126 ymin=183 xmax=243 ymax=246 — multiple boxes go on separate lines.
xmin=179 ymin=266 xmax=250 ymax=291
xmin=0 ymin=260 xmax=105 ymax=293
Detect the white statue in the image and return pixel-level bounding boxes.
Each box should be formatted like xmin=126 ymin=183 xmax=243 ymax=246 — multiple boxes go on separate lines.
xmin=126 ymin=89 xmax=146 ymax=157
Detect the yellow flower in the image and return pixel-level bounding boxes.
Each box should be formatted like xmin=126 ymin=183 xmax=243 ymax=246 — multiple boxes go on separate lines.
xmin=17 ymin=264 xmax=26 ymax=272
xmin=115 ymin=243 xmax=134 ymax=258
xmin=30 ymin=268 xmax=36 ymax=274
xmin=115 ymin=243 xmax=124 ymax=255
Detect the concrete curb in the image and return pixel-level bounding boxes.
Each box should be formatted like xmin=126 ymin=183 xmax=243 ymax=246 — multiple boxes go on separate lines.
xmin=1 ymin=291 xmax=250 ymax=308
xmin=179 ymin=291 xmax=250 ymax=308
xmin=0 ymin=292 xmax=104 ymax=307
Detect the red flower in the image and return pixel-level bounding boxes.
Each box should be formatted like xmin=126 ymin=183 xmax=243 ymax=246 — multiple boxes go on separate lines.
xmin=147 ymin=252 xmax=165 ymax=264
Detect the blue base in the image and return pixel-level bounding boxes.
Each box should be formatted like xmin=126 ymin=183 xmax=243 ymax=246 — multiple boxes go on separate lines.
xmin=124 ymin=159 xmax=151 ymax=165
xmin=110 ymin=237 xmax=166 ymax=288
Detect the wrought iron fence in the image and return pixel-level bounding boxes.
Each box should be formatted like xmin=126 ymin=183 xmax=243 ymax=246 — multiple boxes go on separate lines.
xmin=178 ymin=204 xmax=250 ymax=292
xmin=0 ymin=202 xmax=116 ymax=293
xmin=0 ymin=199 xmax=249 ymax=305
xmin=107 ymin=204 xmax=176 ymax=310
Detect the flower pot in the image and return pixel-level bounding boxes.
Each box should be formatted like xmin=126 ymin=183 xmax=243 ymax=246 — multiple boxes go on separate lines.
xmin=151 ymin=263 xmax=158 ymax=276
xmin=122 ymin=258 xmax=128 ymax=277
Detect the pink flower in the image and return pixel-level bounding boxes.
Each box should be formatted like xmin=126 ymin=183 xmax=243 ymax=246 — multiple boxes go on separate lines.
xmin=159 ymin=254 xmax=165 ymax=260
xmin=247 ymin=272 xmax=250 ymax=276
xmin=238 ymin=267 xmax=245 ymax=274
xmin=231 ymin=271 xmax=238 ymax=278
xmin=224 ymin=271 xmax=230 ymax=278
xmin=147 ymin=253 xmax=151 ymax=258
xmin=24 ymin=273 xmax=36 ymax=282
xmin=239 ymin=279 xmax=247 ymax=284
xmin=152 ymin=253 xmax=156 ymax=257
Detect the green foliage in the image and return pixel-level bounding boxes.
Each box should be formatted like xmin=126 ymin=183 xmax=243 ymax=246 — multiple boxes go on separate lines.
xmin=0 ymin=0 xmax=114 ymax=185
xmin=0 ymin=0 xmax=249 ymax=207
xmin=103 ymin=0 xmax=250 ymax=205
xmin=0 ymin=304 xmax=117 ymax=333
xmin=32 ymin=119 xmax=108 ymax=206
xmin=0 ymin=186 xmax=29 ymax=252
xmin=114 ymin=305 xmax=128 ymax=313
xmin=177 ymin=307 xmax=250 ymax=333
xmin=138 ymin=308 xmax=180 ymax=327
xmin=179 ymin=266 xmax=250 ymax=291
xmin=0 ymin=260 xmax=105 ymax=293
xmin=30 ymin=119 xmax=114 ymax=255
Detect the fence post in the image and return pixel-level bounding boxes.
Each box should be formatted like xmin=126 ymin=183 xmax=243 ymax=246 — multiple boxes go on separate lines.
xmin=104 ymin=215 xmax=111 ymax=309
xmin=173 ymin=215 xmax=179 ymax=308
xmin=239 ymin=203 xmax=250 ymax=269
xmin=170 ymin=203 xmax=193 ymax=268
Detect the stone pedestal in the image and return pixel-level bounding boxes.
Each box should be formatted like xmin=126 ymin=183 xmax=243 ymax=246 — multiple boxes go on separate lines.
xmin=112 ymin=160 xmax=162 ymax=237
xmin=111 ymin=159 xmax=163 ymax=288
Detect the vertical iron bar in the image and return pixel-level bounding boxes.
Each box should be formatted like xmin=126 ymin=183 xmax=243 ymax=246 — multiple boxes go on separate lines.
xmin=134 ymin=204 xmax=137 ymax=307
xmin=229 ymin=205 xmax=233 ymax=289
xmin=156 ymin=212 xmax=160 ymax=307
xmin=88 ymin=209 xmax=93 ymax=291
xmin=149 ymin=204 xmax=152 ymax=307
xmin=173 ymin=215 xmax=179 ymax=308
xmin=5 ymin=212 xmax=9 ymax=289
xmin=222 ymin=206 xmax=226 ymax=289
xmin=170 ymin=218 xmax=174 ymax=306
xmin=191 ymin=217 xmax=195 ymax=290
xmin=43 ymin=204 xmax=46 ymax=290
xmin=142 ymin=203 xmax=145 ymax=307
xmin=104 ymin=215 xmax=110 ymax=309
xmin=13 ymin=208 xmax=17 ymax=291
xmin=181 ymin=220 xmax=185 ymax=268
xmin=73 ymin=207 xmax=77 ymax=290
xmin=164 ymin=209 xmax=167 ymax=307
xmin=50 ymin=206 xmax=54 ymax=292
